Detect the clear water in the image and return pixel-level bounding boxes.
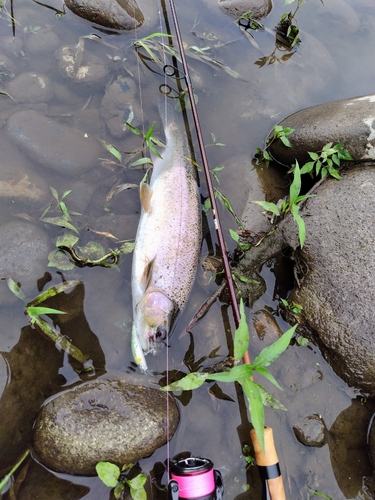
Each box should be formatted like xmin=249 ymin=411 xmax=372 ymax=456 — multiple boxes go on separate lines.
xmin=0 ymin=0 xmax=375 ymax=498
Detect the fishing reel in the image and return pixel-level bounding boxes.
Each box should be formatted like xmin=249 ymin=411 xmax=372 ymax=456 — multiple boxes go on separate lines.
xmin=168 ymin=457 xmax=224 ymax=500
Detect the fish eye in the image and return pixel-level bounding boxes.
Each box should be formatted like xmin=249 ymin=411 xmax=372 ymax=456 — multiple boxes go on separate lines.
xmin=155 ymin=328 xmax=167 ymax=342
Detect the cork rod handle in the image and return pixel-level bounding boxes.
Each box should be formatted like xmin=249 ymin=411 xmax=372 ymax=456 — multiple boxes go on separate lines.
xmin=250 ymin=427 xmax=286 ymax=500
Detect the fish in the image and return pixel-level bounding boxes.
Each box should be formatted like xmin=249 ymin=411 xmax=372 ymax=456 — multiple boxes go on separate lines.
xmin=131 ymin=99 xmax=201 ymax=372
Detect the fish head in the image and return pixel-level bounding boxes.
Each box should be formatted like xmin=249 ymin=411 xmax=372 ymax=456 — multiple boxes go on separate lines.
xmin=135 ymin=287 xmax=176 ymax=354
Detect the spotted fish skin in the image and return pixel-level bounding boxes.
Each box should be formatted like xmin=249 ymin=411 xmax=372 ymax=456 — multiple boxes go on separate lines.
xmin=131 ymin=100 xmax=201 ymax=368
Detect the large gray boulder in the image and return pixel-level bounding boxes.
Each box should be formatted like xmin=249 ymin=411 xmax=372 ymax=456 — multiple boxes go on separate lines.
xmin=268 ymin=94 xmax=375 ymax=166
xmin=33 ymin=377 xmax=180 ymax=475
xmin=239 ymin=166 xmax=375 ymax=395
xmin=7 ymin=110 xmax=101 ymax=177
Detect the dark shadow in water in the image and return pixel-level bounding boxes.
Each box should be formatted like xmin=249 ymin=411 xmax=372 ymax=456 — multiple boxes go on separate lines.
xmin=328 ymin=397 xmax=375 ymax=499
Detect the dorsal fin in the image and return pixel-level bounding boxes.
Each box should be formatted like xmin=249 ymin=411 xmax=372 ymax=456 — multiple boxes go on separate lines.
xmin=140 ymin=182 xmax=152 ymax=212
xmin=141 ymin=257 xmax=155 ymax=288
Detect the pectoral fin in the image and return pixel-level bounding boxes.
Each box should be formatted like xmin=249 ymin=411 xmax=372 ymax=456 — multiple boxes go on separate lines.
xmin=140 ymin=182 xmax=152 ymax=212
xmin=141 ymin=257 xmax=155 ymax=289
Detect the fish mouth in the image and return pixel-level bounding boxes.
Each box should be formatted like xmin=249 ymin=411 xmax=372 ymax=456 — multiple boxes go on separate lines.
xmin=146 ymin=325 xmax=168 ymax=354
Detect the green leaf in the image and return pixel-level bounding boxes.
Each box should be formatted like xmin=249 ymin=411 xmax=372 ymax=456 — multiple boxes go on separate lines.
xmin=292 ymin=204 xmax=306 ymax=247
xmin=41 ymin=216 xmax=79 ymax=234
xmin=138 ymin=32 xmax=172 ymax=41
xmin=252 ymin=201 xmax=280 ymax=216
xmin=56 ymin=234 xmax=79 ymax=248
xmin=6 ymin=278 xmax=26 ymax=301
xmin=96 ymin=462 xmax=120 ymax=488
xmin=300 ymin=161 xmax=315 ymax=175
xmin=50 ymin=186 xmax=59 ymax=201
xmin=322 ymin=142 xmax=333 ymax=151
xmin=161 ymin=372 xmax=208 ymax=391
xmin=27 ymin=306 xmax=67 ymax=316
xmin=284 ymin=0 xmax=296 ymax=5
xmin=130 ymin=157 xmax=153 ymax=167
xmin=147 ymin=140 xmax=163 ymax=159
xmin=229 ymin=228 xmax=239 ymax=243
xmin=256 ymin=383 xmax=286 ymax=410
xmin=254 ymin=366 xmax=282 ymax=390
xmin=308 ymin=152 xmax=319 ymax=161
xmin=289 ymin=161 xmax=301 ymax=206
xmin=144 ymin=123 xmax=155 ymax=141
xmin=100 ymin=140 xmax=122 ymax=162
xmin=206 ymin=364 xmax=253 ymax=383
xmin=48 ymin=249 xmax=75 ymax=270
xmin=241 ymin=378 xmax=265 ymax=452
xmin=234 ymin=298 xmax=249 ymax=362
xmin=59 ymin=201 xmax=71 ymax=220
xmin=280 ymin=135 xmax=292 ymax=148
xmin=124 ymin=121 xmax=142 ymax=136
xmin=252 ymin=324 xmax=297 ymax=368
xmin=127 ymin=474 xmax=147 ymax=500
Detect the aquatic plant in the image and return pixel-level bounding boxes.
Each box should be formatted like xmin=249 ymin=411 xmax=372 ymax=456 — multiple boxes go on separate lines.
xmin=162 ymin=299 xmax=297 ymax=452
xmin=7 ymin=278 xmax=89 ymax=366
xmin=96 ymin=462 xmax=147 ymax=500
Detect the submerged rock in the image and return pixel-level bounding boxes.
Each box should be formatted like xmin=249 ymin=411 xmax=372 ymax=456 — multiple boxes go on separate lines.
xmin=100 ymin=77 xmax=141 ymax=137
xmin=7 ymin=110 xmax=101 ymax=176
xmin=33 ymin=378 xmax=179 ymax=475
xmin=0 ymin=161 xmax=49 ymax=207
xmin=55 ymin=45 xmax=109 ymax=86
xmin=65 ymin=0 xmax=157 ymax=31
xmin=0 ymin=221 xmax=50 ymax=305
xmin=7 ymin=72 xmax=54 ymax=104
xmin=293 ymin=414 xmax=327 ymax=447
xmin=204 ymin=0 xmax=272 ymax=19
xmin=240 ymin=166 xmax=375 ymax=395
xmin=268 ymin=94 xmax=375 ymax=166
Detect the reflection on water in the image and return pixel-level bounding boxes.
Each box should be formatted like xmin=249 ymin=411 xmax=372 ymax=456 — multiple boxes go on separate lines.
xmin=1 ymin=0 xmax=375 ymax=498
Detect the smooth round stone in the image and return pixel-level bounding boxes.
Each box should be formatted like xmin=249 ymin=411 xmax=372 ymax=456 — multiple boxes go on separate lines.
xmin=55 ymin=45 xmax=108 ymax=86
xmin=65 ymin=0 xmax=157 ymax=31
xmin=33 ymin=378 xmax=180 ymax=475
xmin=7 ymin=110 xmax=101 ymax=176
xmin=101 ymin=77 xmax=141 ymax=137
xmin=268 ymin=94 xmax=375 ymax=166
xmin=7 ymin=72 xmax=54 ymax=103
xmin=219 ymin=0 xmax=271 ymax=18
xmin=293 ymin=414 xmax=327 ymax=447
xmin=0 ymin=161 xmax=49 ymax=207
xmin=0 ymin=221 xmax=50 ymax=305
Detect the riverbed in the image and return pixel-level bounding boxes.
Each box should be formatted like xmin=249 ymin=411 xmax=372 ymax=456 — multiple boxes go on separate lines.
xmin=1 ymin=0 xmax=375 ymax=498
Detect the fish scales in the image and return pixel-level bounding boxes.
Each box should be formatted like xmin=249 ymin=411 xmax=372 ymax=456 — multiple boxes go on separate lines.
xmin=131 ymin=102 xmax=201 ymax=366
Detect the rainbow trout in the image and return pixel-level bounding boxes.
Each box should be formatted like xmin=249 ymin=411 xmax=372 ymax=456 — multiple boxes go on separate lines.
xmin=131 ymin=101 xmax=201 ymax=372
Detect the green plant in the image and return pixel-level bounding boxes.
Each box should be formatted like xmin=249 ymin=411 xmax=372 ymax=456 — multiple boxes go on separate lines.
xmin=7 ymin=278 xmax=89 ymax=365
xmin=299 ymin=142 xmax=353 ymax=179
xmin=255 ymin=125 xmax=294 ymax=166
xmin=253 ymin=161 xmax=313 ymax=247
xmin=280 ymin=298 xmax=303 ymax=316
xmin=162 ymin=299 xmax=297 ymax=452
xmin=308 ymin=488 xmax=333 ymax=499
xmin=101 ymin=121 xmax=166 ymax=171
xmin=0 ymin=449 xmax=30 ymax=494
xmin=275 ymin=0 xmax=323 ymax=48
xmin=96 ymin=462 xmax=147 ymax=500
xmin=40 ymin=187 xmax=81 ymax=234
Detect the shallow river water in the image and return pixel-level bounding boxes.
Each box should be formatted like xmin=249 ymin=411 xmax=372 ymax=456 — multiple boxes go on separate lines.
xmin=1 ymin=0 xmax=375 ymax=499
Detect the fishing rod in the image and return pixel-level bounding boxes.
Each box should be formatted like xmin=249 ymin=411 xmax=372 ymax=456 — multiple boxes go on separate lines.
xmin=163 ymin=1 xmax=286 ymax=499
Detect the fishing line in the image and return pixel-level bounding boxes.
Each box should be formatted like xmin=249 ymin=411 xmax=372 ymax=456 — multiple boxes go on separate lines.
xmin=164 ymin=0 xmax=250 ymax=363
xmin=158 ymin=3 xmax=287 ymax=499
